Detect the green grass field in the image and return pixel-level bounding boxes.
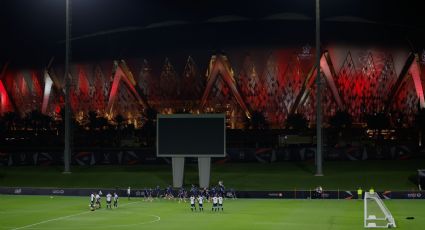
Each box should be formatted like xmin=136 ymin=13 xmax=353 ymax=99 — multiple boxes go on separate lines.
xmin=2 ymin=160 xmax=423 ymax=229
xmin=1 ymin=160 xmax=424 ymax=190
xmin=1 ymin=195 xmax=424 ymax=230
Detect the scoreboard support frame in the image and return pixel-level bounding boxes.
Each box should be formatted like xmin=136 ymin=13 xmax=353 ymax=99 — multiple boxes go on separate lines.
xmin=198 ymin=157 xmax=211 ymax=188
xmin=171 ymin=157 xmax=211 ymax=188
xmin=172 ymin=157 xmax=185 ymax=188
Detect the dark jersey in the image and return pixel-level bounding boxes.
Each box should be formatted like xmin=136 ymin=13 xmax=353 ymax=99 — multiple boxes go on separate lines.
xmin=190 ymin=187 xmax=198 ymax=196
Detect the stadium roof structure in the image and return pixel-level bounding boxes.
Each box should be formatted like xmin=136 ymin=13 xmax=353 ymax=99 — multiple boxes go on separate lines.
xmin=1 ymin=0 xmax=424 ymax=66
xmin=0 ymin=0 xmax=424 ymax=127
xmin=200 ymin=54 xmax=251 ymax=118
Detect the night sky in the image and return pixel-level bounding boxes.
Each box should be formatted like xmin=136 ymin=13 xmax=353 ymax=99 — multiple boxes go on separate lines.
xmin=1 ymin=0 xmax=424 ymax=67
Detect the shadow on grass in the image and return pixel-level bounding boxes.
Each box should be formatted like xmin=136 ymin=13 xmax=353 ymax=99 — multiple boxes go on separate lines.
xmin=294 ymin=161 xmax=315 ymax=175
xmin=408 ymin=173 xmax=419 ymax=188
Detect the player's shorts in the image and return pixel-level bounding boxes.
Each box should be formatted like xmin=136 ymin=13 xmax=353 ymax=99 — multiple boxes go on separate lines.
xmin=107 ymin=200 xmax=111 ymax=204
xmin=199 ymin=203 xmax=203 ymax=208
xmin=191 ymin=203 xmax=195 ymax=207
xmin=213 ymin=203 xmax=217 ymax=207
xmin=218 ymin=204 xmax=223 ymax=207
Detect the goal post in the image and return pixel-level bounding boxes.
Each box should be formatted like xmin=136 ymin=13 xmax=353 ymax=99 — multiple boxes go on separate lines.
xmin=364 ymin=192 xmax=396 ymax=228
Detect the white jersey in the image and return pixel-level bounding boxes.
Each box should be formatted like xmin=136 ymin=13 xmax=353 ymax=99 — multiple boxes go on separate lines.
xmin=127 ymin=188 xmax=131 ymax=195
xmin=90 ymin=194 xmax=95 ymax=202
xmin=95 ymin=194 xmax=100 ymax=201
xmin=114 ymin=194 xmax=118 ymax=201
xmin=212 ymin=196 xmax=218 ymax=204
xmin=98 ymin=190 xmax=103 ymax=196
xmin=218 ymin=196 xmax=223 ymax=204
xmin=190 ymin=196 xmax=195 ymax=204
xmin=106 ymin=194 xmax=112 ymax=202
xmin=198 ymin=196 xmax=204 ymax=204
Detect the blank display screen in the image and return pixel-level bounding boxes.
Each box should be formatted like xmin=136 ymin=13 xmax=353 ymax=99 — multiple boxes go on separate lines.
xmin=157 ymin=114 xmax=226 ymax=157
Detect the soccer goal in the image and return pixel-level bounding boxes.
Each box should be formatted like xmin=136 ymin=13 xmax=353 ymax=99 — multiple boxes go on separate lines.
xmin=364 ymin=192 xmax=396 ymax=228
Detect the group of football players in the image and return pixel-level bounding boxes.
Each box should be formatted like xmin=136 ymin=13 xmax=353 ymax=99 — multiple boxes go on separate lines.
xmin=89 ymin=190 xmax=118 ymax=211
xmin=89 ymin=181 xmax=235 ymax=212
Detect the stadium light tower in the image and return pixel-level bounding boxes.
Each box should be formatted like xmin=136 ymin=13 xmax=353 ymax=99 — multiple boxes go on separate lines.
xmin=63 ymin=0 xmax=72 ymax=173
xmin=315 ymin=0 xmax=323 ymax=176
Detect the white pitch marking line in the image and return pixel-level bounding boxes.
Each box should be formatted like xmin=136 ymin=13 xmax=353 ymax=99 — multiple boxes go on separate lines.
xmin=9 ymin=201 xmax=139 ymax=230
xmin=146 ymin=215 xmax=161 ymax=224
xmin=9 ymin=211 xmax=89 ymax=230
xmin=8 ymin=214 xmax=160 ymax=230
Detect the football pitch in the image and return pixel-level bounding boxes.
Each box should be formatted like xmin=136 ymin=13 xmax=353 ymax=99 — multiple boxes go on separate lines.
xmin=1 ymin=195 xmax=424 ymax=230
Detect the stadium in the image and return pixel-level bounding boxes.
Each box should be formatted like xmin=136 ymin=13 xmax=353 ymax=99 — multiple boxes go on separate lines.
xmin=1 ymin=0 xmax=425 ymax=229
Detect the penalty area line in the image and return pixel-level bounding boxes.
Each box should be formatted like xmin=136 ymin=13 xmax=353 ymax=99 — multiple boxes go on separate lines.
xmin=9 ymin=201 xmax=140 ymax=230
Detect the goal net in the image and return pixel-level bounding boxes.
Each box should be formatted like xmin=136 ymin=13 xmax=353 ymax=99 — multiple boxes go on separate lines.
xmin=364 ymin=192 xmax=396 ymax=228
